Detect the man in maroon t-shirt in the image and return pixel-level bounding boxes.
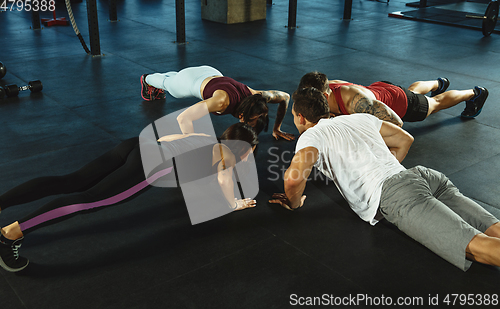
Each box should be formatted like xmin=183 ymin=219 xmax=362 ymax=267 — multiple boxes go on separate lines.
xmin=297 ymin=72 xmax=488 ymax=127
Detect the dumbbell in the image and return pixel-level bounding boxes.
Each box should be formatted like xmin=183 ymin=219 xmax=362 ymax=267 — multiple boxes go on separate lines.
xmin=466 ymin=0 xmax=499 ymax=36
xmin=0 ymin=62 xmax=6 ymax=80
xmin=3 ymin=80 xmax=43 ymax=98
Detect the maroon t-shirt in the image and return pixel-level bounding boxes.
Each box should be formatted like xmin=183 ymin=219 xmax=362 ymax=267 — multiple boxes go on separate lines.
xmin=203 ymin=77 xmax=252 ymax=116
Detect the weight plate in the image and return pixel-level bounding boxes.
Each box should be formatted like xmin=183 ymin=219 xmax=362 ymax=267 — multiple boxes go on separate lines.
xmin=28 ymin=80 xmax=43 ymax=92
xmin=483 ymin=0 xmax=499 ymax=36
xmin=0 ymin=86 xmax=5 ymax=99
xmin=0 ymin=62 xmax=6 ymax=80
xmin=5 ymin=84 xmax=19 ymax=97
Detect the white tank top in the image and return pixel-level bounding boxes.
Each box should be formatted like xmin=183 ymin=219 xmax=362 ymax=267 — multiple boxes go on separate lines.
xmin=295 ymin=114 xmax=406 ymax=225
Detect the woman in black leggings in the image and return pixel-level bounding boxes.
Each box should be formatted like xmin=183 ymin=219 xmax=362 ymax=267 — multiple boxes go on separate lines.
xmin=0 ymin=123 xmax=258 ymax=273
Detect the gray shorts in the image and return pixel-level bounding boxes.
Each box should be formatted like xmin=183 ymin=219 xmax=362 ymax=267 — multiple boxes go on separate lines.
xmin=379 ymin=166 xmax=499 ymax=271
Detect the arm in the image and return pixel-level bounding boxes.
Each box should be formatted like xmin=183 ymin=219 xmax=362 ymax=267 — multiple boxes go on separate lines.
xmin=176 ymin=91 xmax=228 ymax=134
xmin=379 ymin=121 xmax=414 ymax=163
xmin=217 ymin=165 xmax=236 ymax=208
xmin=216 ymin=163 xmax=256 ymax=211
xmin=269 ymin=147 xmax=318 ymax=210
xmin=259 ymin=90 xmax=295 ymax=141
xmin=344 ymin=87 xmax=404 ymax=127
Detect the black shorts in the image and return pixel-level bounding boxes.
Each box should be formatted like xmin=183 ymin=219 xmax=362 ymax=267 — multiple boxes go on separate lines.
xmin=401 ymin=87 xmax=429 ymax=122
xmin=380 ymin=81 xmax=429 ymax=122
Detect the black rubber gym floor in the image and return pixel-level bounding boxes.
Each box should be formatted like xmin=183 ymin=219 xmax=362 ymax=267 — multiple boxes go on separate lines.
xmin=1 ymin=0 xmax=499 ymax=308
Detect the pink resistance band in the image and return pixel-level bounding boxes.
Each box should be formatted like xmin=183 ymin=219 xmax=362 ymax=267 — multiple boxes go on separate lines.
xmin=19 ymin=167 xmax=173 ymax=232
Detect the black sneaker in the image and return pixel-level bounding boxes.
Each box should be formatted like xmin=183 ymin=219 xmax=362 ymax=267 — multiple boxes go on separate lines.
xmin=430 ymin=77 xmax=450 ymax=97
xmin=154 ymin=88 xmax=166 ymax=100
xmin=461 ymin=86 xmax=488 ymax=118
xmin=141 ymin=74 xmax=166 ymax=101
xmin=0 ymin=235 xmax=29 ymax=272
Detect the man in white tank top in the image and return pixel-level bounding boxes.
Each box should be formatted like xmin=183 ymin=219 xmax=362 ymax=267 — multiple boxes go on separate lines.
xmin=269 ymin=87 xmax=500 ymax=271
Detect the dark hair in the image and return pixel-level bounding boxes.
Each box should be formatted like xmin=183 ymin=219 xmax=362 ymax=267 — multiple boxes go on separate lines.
xmin=252 ymin=116 xmax=268 ymax=135
xmin=219 ymin=122 xmax=259 ymax=158
xmin=292 ymin=87 xmax=330 ymax=123
xmin=297 ymin=72 xmax=329 ymax=92
xmin=233 ymin=94 xmax=269 ymax=132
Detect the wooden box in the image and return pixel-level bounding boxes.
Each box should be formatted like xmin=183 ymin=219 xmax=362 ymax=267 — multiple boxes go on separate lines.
xmin=201 ymin=0 xmax=267 ymax=24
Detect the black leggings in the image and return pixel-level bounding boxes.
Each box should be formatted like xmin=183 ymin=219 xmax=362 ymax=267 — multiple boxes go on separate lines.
xmin=0 ymin=137 xmax=173 ymax=235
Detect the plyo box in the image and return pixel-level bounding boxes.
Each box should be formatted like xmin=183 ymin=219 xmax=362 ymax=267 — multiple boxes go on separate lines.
xmin=201 ymin=0 xmax=267 ymax=24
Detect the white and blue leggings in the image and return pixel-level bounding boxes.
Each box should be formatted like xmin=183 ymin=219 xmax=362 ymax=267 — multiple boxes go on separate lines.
xmin=145 ymin=65 xmax=223 ymax=100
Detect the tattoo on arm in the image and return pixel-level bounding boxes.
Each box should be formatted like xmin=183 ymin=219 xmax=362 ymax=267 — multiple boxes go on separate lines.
xmin=261 ymin=90 xmax=290 ymax=130
xmin=351 ymin=94 xmax=403 ymax=127
xmin=260 ymin=90 xmax=289 ymax=104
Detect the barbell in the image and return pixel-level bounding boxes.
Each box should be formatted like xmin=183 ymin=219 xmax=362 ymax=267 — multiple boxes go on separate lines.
xmin=466 ymin=0 xmax=499 ymax=36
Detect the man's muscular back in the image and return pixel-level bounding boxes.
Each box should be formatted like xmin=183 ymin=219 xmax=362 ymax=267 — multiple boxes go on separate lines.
xmin=328 ymin=81 xmax=403 ymax=127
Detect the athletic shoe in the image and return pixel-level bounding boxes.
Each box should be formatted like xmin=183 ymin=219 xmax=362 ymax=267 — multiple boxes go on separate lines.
xmin=154 ymin=88 xmax=166 ymax=100
xmin=430 ymin=77 xmax=450 ymax=97
xmin=141 ymin=74 xmax=154 ymax=101
xmin=141 ymin=74 xmax=165 ymax=101
xmin=0 ymin=235 xmax=29 ymax=272
xmin=461 ymin=86 xmax=488 ymax=118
